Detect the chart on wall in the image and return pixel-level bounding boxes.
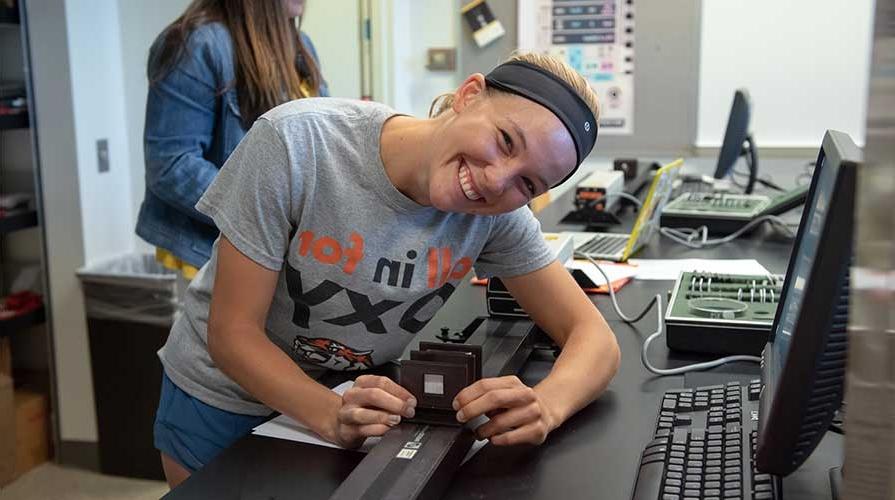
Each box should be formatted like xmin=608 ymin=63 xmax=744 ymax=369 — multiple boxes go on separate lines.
xmin=518 ymin=0 xmax=635 ymax=135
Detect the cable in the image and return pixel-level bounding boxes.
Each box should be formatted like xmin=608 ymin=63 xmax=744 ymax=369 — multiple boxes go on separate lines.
xmin=743 ymin=135 xmax=758 ymax=194
xmin=659 ymin=215 xmax=796 ymax=249
xmin=580 ymin=254 xmax=657 ymax=323
xmin=756 ymin=177 xmax=786 ymax=192
xmin=603 ymin=191 xmax=644 ymax=209
xmin=730 ymin=166 xmax=785 ymax=193
xmin=580 ymin=255 xmax=762 ymax=376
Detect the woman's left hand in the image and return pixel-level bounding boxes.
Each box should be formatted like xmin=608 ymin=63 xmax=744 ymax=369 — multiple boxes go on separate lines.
xmin=452 ymin=375 xmax=557 ymax=446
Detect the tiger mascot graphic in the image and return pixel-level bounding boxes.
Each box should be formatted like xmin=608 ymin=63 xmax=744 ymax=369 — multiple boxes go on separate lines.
xmin=292 ymin=335 xmax=375 ymax=370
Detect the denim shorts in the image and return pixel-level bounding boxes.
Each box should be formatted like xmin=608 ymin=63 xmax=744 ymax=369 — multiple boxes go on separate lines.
xmin=153 ymin=372 xmax=270 ymax=472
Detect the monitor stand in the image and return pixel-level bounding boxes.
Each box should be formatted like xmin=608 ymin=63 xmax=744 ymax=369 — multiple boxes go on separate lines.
xmin=829 ymin=465 xmax=842 ymax=500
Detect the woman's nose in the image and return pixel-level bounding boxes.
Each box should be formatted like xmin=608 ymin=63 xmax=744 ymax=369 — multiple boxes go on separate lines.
xmin=480 ymin=161 xmax=515 ymax=196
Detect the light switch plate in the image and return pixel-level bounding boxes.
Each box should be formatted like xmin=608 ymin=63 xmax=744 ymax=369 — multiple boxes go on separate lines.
xmin=97 ymin=138 xmax=109 ymax=173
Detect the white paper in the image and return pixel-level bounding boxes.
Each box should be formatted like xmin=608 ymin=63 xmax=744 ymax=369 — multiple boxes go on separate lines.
xmin=252 ymin=381 xmax=385 ymax=451
xmin=252 ymin=380 xmax=489 ymax=465
xmin=626 ymin=259 xmax=771 ymax=281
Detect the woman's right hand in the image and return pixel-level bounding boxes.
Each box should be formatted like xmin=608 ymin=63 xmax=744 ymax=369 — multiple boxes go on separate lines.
xmin=333 ymin=375 xmax=417 ymax=449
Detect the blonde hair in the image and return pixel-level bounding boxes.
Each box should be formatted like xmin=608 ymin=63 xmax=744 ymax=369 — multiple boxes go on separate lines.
xmin=428 ymin=51 xmax=601 ymax=123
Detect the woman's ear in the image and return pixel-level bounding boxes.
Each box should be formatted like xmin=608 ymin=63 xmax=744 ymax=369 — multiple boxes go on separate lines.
xmin=452 ymin=73 xmax=486 ymax=113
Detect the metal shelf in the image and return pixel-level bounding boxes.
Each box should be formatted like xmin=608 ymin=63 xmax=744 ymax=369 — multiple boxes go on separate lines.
xmin=0 ymin=209 xmax=38 ymax=235
xmin=0 ymin=112 xmax=28 ymax=130
xmin=0 ymin=7 xmax=20 ymax=25
xmin=0 ymin=303 xmax=45 ymax=339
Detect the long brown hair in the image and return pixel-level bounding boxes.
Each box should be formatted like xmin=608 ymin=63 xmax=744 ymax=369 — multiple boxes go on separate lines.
xmin=150 ymin=0 xmax=323 ymax=127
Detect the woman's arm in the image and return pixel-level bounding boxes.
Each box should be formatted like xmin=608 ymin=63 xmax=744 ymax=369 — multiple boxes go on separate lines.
xmin=453 ymin=260 xmax=620 ymax=444
xmin=143 ymin=32 xmax=224 ymax=226
xmin=207 ymin=237 xmax=416 ymax=448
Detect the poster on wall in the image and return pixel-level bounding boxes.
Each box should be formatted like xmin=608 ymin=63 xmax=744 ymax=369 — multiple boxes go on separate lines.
xmin=518 ymin=0 xmax=635 ymax=135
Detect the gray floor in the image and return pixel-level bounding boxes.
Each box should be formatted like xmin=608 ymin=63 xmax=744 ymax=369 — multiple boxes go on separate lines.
xmin=0 ymin=463 xmax=169 ymax=500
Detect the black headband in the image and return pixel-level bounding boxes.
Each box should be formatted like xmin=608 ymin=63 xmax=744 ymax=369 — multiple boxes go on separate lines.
xmin=484 ymin=60 xmax=598 ymax=187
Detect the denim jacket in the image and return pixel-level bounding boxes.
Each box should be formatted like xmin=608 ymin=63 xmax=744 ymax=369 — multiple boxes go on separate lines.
xmin=135 ymin=22 xmax=328 ymax=267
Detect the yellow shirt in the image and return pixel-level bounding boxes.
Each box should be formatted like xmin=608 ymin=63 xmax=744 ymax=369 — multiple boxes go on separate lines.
xmin=299 ymin=79 xmax=318 ymax=99
xmin=156 ymin=248 xmax=199 ymax=281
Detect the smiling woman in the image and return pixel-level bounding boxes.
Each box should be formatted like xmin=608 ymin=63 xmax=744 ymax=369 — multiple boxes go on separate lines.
xmin=414 ymin=53 xmax=601 ymax=215
xmin=152 ymin=51 xmax=620 ymax=491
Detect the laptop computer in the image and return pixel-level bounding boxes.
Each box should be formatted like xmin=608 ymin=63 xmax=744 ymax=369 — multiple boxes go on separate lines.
xmin=564 ymin=159 xmax=684 ymax=262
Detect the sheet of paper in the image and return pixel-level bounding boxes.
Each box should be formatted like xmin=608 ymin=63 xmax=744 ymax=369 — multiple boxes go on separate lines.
xmin=626 ymin=258 xmax=771 ymax=281
xmin=252 ymin=380 xmax=489 ymax=464
xmin=252 ymin=381 xmax=383 ymax=451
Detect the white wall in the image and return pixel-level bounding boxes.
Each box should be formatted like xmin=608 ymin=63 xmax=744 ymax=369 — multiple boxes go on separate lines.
xmin=118 ymin=0 xmax=191 ymax=256
xmin=304 ymin=0 xmax=460 ymax=117
xmin=66 ymin=0 xmax=135 ymax=263
xmin=302 ymin=1 xmax=362 ymax=99
xmin=26 ymin=0 xmax=95 ymax=444
xmin=26 ymin=0 xmax=178 ymax=446
xmin=697 ymin=0 xmax=875 ymax=148
xmin=387 ymin=0 xmax=460 ymax=117
xmin=27 ymin=0 xmax=141 ymax=444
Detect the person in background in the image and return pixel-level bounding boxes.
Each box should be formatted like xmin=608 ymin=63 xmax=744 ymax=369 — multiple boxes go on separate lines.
xmin=154 ymin=52 xmax=620 ymax=489
xmin=136 ymin=0 xmax=327 ymax=279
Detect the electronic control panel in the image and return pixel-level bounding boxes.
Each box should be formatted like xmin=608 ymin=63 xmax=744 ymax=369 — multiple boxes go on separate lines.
xmin=665 ymin=271 xmax=784 ymax=355
xmin=660 ymin=185 xmax=809 ymax=234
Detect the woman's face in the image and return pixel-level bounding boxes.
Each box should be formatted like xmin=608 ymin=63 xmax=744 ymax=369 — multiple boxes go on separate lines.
xmin=284 ymin=0 xmax=305 ymax=18
xmin=426 ymin=75 xmax=577 ymax=216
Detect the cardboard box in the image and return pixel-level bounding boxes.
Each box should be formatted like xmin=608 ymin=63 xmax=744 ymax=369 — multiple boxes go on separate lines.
xmin=0 ymin=374 xmax=15 ymax=487
xmin=14 ymin=389 xmax=49 ymax=478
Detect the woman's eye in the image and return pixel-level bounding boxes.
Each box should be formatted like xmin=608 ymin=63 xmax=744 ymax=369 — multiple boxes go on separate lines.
xmin=500 ymin=129 xmax=513 ymax=153
xmin=523 ymin=177 xmax=536 ymax=196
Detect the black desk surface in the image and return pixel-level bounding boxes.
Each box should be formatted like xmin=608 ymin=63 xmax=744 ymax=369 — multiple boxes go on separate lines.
xmin=167 ymin=164 xmax=842 ymax=500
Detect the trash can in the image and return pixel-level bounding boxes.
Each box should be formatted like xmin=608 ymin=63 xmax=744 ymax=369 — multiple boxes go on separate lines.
xmin=77 ymin=253 xmax=179 ymax=480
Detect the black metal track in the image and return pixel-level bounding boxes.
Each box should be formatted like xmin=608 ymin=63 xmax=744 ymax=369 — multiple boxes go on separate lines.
xmin=328 ymin=319 xmax=537 ymax=500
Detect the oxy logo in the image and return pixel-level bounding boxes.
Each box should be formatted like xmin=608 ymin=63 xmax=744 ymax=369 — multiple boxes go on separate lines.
xmin=286 ymin=265 xmax=456 ymax=335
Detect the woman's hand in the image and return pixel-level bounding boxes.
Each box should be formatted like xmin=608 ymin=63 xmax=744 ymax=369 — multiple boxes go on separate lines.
xmin=333 ymin=375 xmax=417 ymax=449
xmin=452 ymin=375 xmax=557 ymax=446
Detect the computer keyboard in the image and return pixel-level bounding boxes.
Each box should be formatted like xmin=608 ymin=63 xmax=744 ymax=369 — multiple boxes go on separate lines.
xmin=630 ymin=380 xmax=781 ymax=500
xmin=576 ymin=233 xmax=628 ymax=257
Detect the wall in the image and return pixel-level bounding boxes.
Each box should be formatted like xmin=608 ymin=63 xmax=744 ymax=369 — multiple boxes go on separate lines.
xmin=26 ymin=0 xmax=174 ymax=447
xmin=697 ymin=0 xmax=875 ymax=148
xmin=464 ymin=0 xmax=703 ymax=156
xmin=302 ymin=0 xmax=459 ymax=118
xmin=388 ymin=0 xmax=459 ymax=117
xmin=843 ymin=1 xmax=895 ymax=496
xmin=302 ymin=1 xmax=362 ymax=99
xmin=118 ymin=0 xmax=191 ymax=256
xmin=25 ymin=0 xmax=95 ymax=444
xmin=66 ymin=0 xmax=135 ymax=264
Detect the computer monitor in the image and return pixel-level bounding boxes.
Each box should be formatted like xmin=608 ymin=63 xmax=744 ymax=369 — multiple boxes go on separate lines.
xmin=755 ymin=129 xmax=860 ymax=476
xmin=714 ymin=89 xmax=759 ymax=193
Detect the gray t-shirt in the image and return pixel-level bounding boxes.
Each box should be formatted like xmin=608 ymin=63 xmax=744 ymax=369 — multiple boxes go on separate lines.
xmin=159 ymin=98 xmax=554 ymax=415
